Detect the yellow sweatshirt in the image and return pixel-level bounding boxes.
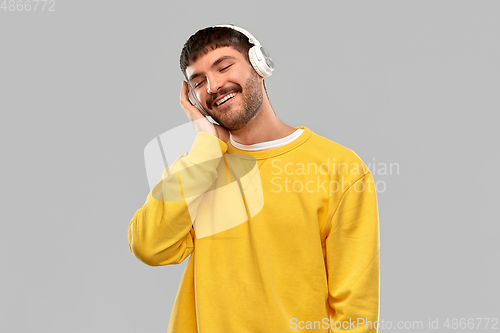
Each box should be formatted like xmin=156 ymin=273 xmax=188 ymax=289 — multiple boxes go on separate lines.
xmin=128 ymin=126 xmax=380 ymax=332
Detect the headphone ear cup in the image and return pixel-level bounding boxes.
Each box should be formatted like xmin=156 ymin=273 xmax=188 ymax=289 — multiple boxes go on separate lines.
xmin=249 ymin=48 xmax=265 ymax=77
xmin=249 ymin=46 xmax=273 ymax=78
xmin=188 ymin=83 xmax=209 ymax=116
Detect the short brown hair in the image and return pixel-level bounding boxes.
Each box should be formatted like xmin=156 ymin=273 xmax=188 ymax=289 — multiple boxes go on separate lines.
xmin=179 ymin=26 xmax=252 ymax=78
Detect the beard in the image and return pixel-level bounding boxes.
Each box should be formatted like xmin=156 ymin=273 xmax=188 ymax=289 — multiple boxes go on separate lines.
xmin=206 ymin=75 xmax=263 ymax=132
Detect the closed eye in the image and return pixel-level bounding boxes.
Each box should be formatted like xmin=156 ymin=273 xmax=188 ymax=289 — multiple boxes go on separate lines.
xmin=194 ymin=80 xmax=205 ymax=89
xmin=220 ymin=64 xmax=232 ymax=72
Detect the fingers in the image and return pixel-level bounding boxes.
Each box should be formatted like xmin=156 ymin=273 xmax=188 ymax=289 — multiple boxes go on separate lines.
xmin=180 ymin=81 xmax=191 ymax=109
xmin=180 ymin=81 xmax=202 ymax=122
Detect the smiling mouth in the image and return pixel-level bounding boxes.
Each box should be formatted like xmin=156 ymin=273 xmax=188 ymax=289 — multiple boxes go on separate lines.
xmin=214 ymin=92 xmax=237 ymax=107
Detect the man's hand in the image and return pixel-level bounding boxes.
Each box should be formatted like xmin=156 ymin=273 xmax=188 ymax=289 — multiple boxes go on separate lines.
xmin=180 ymin=81 xmax=230 ymax=143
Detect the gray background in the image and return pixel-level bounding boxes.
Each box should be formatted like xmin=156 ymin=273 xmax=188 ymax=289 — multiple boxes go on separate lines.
xmin=1 ymin=0 xmax=499 ymax=332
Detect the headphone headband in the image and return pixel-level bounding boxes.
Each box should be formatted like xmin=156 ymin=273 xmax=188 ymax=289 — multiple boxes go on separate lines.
xmin=213 ymin=24 xmax=261 ymax=46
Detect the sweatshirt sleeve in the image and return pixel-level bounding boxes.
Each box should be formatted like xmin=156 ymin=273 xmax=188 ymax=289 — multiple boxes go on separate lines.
xmin=325 ymin=172 xmax=380 ymax=332
xmin=128 ymin=132 xmax=228 ymax=267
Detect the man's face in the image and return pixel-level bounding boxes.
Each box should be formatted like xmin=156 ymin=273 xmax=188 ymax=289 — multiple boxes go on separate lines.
xmin=185 ymin=46 xmax=263 ymax=131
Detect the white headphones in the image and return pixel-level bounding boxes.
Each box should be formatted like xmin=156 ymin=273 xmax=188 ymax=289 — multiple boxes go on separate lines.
xmin=214 ymin=24 xmax=274 ymax=78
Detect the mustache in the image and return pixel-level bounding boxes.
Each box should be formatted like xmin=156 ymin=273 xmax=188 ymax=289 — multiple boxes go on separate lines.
xmin=207 ymin=84 xmax=242 ymax=109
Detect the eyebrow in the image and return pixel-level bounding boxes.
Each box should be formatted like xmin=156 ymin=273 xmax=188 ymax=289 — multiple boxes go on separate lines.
xmin=188 ymin=55 xmax=236 ymax=82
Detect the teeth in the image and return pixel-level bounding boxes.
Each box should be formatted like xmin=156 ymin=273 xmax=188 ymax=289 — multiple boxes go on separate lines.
xmin=216 ymin=92 xmax=236 ymax=106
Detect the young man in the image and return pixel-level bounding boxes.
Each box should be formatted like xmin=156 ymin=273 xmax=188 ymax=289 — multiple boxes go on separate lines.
xmin=128 ymin=25 xmax=380 ymax=332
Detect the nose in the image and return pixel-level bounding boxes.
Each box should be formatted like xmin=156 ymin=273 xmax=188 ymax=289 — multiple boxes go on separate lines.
xmin=206 ymin=75 xmax=223 ymax=94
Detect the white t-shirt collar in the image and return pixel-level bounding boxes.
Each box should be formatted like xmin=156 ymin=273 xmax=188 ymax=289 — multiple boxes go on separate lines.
xmin=229 ymin=128 xmax=304 ymax=151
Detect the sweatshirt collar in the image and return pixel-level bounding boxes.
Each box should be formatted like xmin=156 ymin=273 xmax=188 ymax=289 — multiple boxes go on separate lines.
xmin=226 ymin=126 xmax=312 ymax=160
